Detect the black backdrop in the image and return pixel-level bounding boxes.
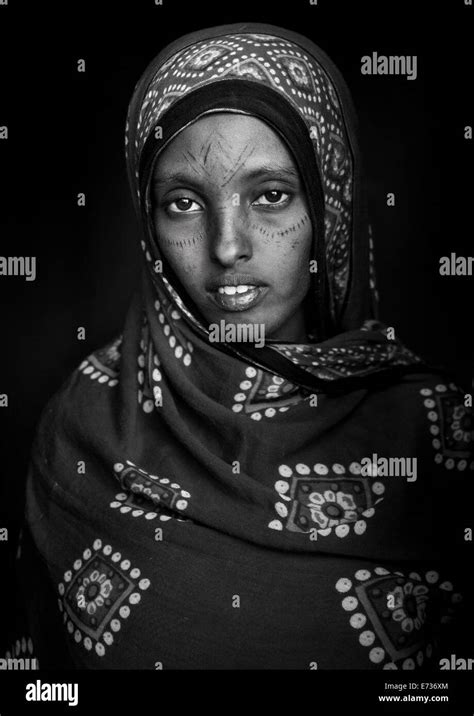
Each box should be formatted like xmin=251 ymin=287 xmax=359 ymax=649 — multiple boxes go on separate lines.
xmin=0 ymin=0 xmax=472 ymax=653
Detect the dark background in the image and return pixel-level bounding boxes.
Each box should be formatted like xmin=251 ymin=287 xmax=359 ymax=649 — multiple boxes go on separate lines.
xmin=0 ymin=0 xmax=472 ymax=652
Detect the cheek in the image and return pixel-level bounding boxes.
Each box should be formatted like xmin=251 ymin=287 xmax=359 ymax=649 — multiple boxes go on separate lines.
xmin=154 ymin=215 xmax=205 ymax=284
xmin=163 ymin=250 xmax=203 ymax=292
xmin=271 ymin=229 xmax=312 ymax=298
xmin=154 ymin=212 xmax=203 ymax=249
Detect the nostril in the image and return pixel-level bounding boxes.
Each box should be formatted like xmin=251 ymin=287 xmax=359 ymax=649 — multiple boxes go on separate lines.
xmin=210 ymin=234 xmax=252 ymax=266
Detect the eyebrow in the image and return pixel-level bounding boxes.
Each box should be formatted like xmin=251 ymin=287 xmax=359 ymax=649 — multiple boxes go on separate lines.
xmin=153 ymin=164 xmax=300 ymax=187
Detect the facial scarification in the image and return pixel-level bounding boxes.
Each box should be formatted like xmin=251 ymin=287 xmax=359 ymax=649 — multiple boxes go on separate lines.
xmin=163 ymin=232 xmax=204 ymax=250
xmin=151 ymin=114 xmax=313 ymax=341
xmin=251 ymin=213 xmax=310 ymax=243
xmin=180 ymin=128 xmax=258 ymax=189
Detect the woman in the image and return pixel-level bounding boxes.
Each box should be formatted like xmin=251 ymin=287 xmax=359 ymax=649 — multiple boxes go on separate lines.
xmin=13 ymin=22 xmax=472 ymax=670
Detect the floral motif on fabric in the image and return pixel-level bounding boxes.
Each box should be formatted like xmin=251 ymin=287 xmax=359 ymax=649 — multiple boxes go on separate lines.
xmin=184 ymin=45 xmax=233 ymax=70
xmin=268 ymin=461 xmax=384 ymax=537
xmin=278 ymin=56 xmax=315 ymax=91
xmin=335 ymin=567 xmax=463 ymax=669
xmin=57 ymin=539 xmax=151 ymax=657
xmin=228 ymin=58 xmax=275 ymax=84
xmin=419 ymin=384 xmax=473 ymax=471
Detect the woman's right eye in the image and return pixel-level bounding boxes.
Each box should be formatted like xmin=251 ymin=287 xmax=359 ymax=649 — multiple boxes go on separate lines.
xmin=166 ymin=197 xmax=202 ymax=213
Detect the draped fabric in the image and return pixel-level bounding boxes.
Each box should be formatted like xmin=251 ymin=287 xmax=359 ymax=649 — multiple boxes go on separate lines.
xmin=11 ymin=23 xmax=472 ymax=670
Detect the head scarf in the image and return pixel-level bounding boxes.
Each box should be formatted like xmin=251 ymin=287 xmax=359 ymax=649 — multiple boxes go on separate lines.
xmin=19 ymin=24 xmax=470 ymax=671
xmin=123 ymin=22 xmax=425 ymax=392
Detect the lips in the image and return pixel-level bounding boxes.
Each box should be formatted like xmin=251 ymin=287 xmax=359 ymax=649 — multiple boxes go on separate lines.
xmin=210 ymin=285 xmax=268 ymax=312
xmin=206 ymin=275 xmax=268 ymax=312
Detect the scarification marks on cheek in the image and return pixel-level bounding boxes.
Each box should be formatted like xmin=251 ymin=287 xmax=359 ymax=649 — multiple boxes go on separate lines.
xmin=275 ymin=213 xmax=310 ymax=238
xmin=162 ymin=232 xmax=204 ymax=250
xmin=251 ymin=213 xmax=310 ymax=241
xmin=251 ymin=223 xmax=272 ymax=239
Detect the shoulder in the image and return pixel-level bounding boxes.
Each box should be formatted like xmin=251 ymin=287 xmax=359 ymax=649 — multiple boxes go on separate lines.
xmin=29 ymin=335 xmax=123 ymax=487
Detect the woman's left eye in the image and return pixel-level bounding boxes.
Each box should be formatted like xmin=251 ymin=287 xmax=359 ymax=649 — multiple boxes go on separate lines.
xmin=167 ymin=197 xmax=202 ymax=213
xmin=252 ymin=190 xmax=290 ymax=207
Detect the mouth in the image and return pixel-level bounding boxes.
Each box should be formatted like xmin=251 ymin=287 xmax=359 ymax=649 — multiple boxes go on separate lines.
xmin=207 ymin=284 xmax=269 ymax=312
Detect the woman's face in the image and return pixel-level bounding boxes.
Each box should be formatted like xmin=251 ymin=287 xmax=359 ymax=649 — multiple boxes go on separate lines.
xmin=151 ymin=113 xmax=313 ymax=342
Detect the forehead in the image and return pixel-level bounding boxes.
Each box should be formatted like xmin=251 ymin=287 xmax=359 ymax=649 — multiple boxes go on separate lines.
xmin=154 ymin=113 xmax=295 ymax=174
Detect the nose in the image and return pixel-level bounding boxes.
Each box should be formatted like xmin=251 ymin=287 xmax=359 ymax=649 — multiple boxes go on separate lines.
xmin=208 ymin=205 xmax=252 ymax=267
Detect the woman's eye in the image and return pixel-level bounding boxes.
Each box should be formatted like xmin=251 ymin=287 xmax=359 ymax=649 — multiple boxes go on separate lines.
xmin=253 ymin=190 xmax=290 ymax=207
xmin=167 ymin=197 xmax=202 ymax=213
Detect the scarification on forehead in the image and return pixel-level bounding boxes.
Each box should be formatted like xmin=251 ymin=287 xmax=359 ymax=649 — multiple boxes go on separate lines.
xmin=179 ymin=128 xmax=258 ymax=188
xmin=220 ymin=141 xmax=257 ymax=187
xmin=181 ymin=150 xmax=203 ymax=178
xmin=201 ymin=138 xmax=212 ymax=165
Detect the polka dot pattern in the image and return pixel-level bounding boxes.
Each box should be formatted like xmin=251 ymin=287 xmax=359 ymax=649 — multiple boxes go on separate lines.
xmin=152 ymin=294 xmax=193 ymax=369
xmin=4 ymin=635 xmax=39 ymax=669
xmin=78 ymin=336 xmax=122 ymax=388
xmin=136 ymin=303 xmax=194 ymax=415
